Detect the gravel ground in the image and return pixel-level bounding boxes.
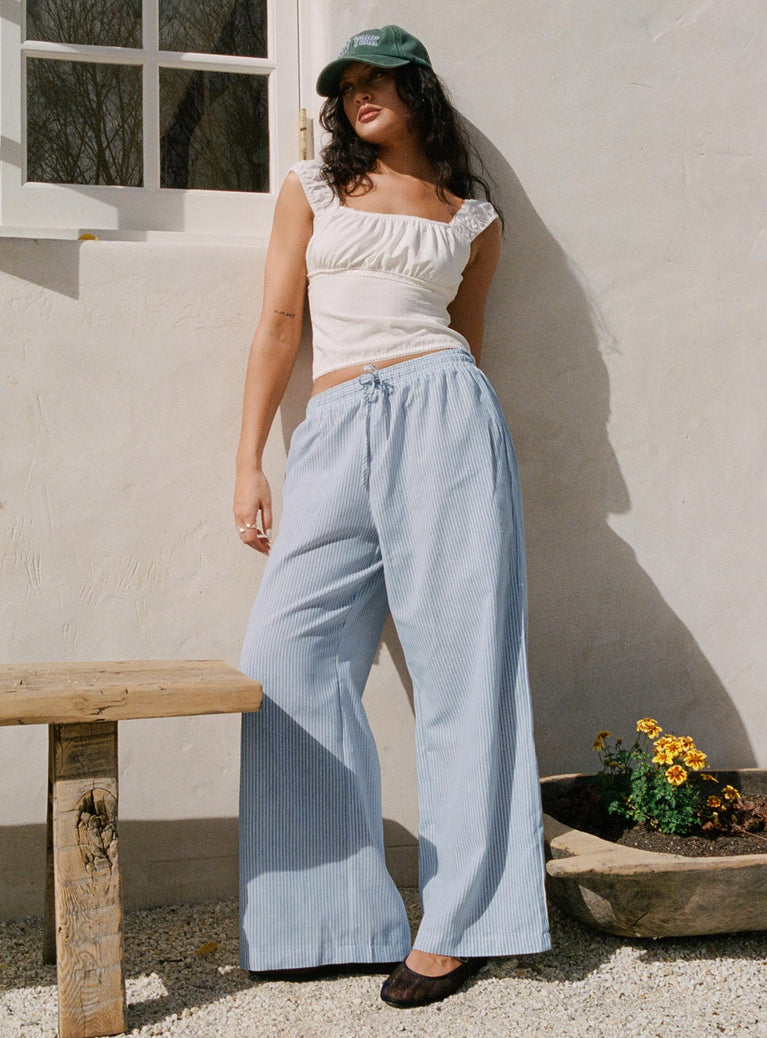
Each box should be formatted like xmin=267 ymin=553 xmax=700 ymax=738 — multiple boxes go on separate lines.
xmin=2 ymin=891 xmax=766 ymax=1038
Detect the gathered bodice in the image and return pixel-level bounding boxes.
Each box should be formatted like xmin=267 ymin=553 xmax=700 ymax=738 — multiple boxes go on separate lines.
xmin=289 ymin=159 xmax=499 ymax=379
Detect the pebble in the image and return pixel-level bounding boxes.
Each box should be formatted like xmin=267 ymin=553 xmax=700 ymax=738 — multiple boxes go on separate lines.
xmin=1 ymin=893 xmax=766 ymax=1037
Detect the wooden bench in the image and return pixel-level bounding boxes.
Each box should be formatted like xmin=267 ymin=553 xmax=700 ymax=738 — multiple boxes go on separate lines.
xmin=0 ymin=660 xmax=262 ymax=1038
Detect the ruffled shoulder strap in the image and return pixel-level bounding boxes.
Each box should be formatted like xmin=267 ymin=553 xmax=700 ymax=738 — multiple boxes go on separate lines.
xmin=288 ymin=159 xmax=336 ymax=214
xmin=452 ymin=198 xmax=500 ymax=243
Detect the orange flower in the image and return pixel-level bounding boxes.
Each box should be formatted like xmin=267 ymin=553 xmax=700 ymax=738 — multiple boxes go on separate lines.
xmin=636 ymin=718 xmax=662 ymax=739
xmin=707 ymin=796 xmax=721 ymax=809
xmin=722 ymin=785 xmax=740 ymax=802
xmin=666 ymin=764 xmax=687 ymax=786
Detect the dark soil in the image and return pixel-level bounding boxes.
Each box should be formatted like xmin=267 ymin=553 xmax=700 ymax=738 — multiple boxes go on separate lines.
xmin=544 ymin=780 xmax=767 ymax=857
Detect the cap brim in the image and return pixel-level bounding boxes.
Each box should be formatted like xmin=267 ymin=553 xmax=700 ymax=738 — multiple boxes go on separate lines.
xmin=316 ymin=55 xmax=410 ymax=97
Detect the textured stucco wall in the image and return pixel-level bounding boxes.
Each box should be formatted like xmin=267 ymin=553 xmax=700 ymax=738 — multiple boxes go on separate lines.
xmin=2 ymin=0 xmax=766 ymax=917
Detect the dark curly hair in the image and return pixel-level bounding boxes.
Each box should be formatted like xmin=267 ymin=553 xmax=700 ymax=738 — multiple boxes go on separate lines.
xmin=318 ymin=64 xmax=504 ymax=229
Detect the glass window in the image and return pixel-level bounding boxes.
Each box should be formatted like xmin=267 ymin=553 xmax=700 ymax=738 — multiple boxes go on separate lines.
xmin=26 ymin=0 xmax=142 ymax=49
xmin=27 ymin=59 xmax=143 ymax=187
xmin=159 ymin=0 xmax=267 ymax=58
xmin=160 ymin=69 xmax=269 ymax=192
xmin=1 ymin=0 xmax=298 ymax=235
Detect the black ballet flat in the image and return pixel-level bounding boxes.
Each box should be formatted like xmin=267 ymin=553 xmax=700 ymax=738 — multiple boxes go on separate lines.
xmin=380 ymin=955 xmax=488 ymax=1008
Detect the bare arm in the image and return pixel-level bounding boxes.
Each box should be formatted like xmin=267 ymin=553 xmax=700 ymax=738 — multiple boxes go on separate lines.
xmin=234 ymin=171 xmax=313 ymax=553
xmin=447 ymin=218 xmax=502 ymax=365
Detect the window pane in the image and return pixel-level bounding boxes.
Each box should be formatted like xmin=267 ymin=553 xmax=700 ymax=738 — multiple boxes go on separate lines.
xmin=160 ymin=69 xmax=269 ymax=192
xmin=26 ymin=0 xmax=141 ymax=49
xmin=27 ymin=59 xmax=143 ymax=187
xmin=159 ymin=0 xmax=267 ymax=58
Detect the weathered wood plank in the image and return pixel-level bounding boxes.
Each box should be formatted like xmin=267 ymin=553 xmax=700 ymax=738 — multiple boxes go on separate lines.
xmin=53 ymin=722 xmax=126 ymax=1038
xmin=0 ymin=659 xmax=262 ymax=726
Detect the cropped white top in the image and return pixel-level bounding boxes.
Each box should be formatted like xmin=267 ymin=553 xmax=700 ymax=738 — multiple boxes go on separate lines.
xmin=289 ymin=159 xmax=500 ymax=380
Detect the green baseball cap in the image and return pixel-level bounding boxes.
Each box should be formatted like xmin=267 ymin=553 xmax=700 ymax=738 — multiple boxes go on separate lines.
xmin=316 ymin=25 xmax=432 ymax=97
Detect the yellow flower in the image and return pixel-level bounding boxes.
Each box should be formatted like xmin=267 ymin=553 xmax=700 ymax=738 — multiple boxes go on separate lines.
xmin=593 ymin=731 xmax=611 ymax=750
xmin=666 ymin=764 xmax=688 ymax=786
xmin=652 ymin=749 xmax=676 ymax=765
xmin=722 ymin=785 xmax=740 ymax=802
xmin=701 ymin=773 xmax=719 ymax=782
xmin=707 ymin=796 xmax=721 ymax=809
xmin=636 ymin=718 xmax=662 ymax=739
xmin=684 ymin=749 xmax=708 ymax=770
xmin=678 ymin=736 xmax=696 ymax=751
xmin=655 ymin=735 xmax=683 ymax=759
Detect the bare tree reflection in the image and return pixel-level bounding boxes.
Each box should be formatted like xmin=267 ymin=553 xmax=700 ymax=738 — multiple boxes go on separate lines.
xmin=27 ymin=0 xmax=142 ymax=48
xmin=160 ymin=70 xmax=269 ymax=191
xmin=24 ymin=0 xmax=268 ymax=191
xmin=159 ymin=0 xmax=266 ymax=57
xmin=160 ymin=1 xmax=269 ymax=192
xmin=27 ymin=59 xmax=143 ymax=186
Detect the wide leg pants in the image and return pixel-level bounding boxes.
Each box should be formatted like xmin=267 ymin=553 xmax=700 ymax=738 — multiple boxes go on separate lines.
xmin=239 ymin=347 xmax=551 ymax=970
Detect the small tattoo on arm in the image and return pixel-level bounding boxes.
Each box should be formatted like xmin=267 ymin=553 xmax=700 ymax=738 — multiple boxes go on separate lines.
xmin=273 ymin=308 xmax=296 ymax=318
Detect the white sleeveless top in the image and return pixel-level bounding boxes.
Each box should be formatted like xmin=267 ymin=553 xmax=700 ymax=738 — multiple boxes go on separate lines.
xmin=289 ymin=159 xmax=499 ymax=380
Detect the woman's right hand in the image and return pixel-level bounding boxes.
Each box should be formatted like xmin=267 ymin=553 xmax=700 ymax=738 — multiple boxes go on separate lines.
xmin=234 ymin=464 xmax=273 ymax=554
xmin=233 ymin=168 xmax=312 ymax=556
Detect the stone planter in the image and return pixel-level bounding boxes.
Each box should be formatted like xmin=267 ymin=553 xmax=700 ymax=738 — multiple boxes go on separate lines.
xmin=541 ymin=769 xmax=767 ymax=938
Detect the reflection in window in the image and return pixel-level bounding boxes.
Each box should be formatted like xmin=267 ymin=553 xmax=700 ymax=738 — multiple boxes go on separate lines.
xmin=26 ymin=0 xmax=142 ymax=49
xmin=26 ymin=59 xmax=143 ymax=186
xmin=160 ymin=70 xmax=269 ymax=192
xmin=159 ymin=0 xmax=267 ymax=58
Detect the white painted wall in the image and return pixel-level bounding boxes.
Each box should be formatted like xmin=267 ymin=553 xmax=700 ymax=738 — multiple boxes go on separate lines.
xmin=2 ymin=0 xmax=765 ymax=917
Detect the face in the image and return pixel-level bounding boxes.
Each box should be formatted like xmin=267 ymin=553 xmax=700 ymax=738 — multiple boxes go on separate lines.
xmin=337 ymin=62 xmax=412 ymax=144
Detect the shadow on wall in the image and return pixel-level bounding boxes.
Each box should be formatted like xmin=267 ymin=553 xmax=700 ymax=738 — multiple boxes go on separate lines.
xmin=0 ymin=817 xmax=417 ymax=920
xmin=0 ymin=238 xmax=81 ymax=297
xmin=471 ymin=128 xmax=754 ymax=773
xmin=278 ymin=137 xmax=755 ymax=775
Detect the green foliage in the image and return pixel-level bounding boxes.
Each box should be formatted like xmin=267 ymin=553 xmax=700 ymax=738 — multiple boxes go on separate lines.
xmin=591 ymin=719 xmax=738 ymax=837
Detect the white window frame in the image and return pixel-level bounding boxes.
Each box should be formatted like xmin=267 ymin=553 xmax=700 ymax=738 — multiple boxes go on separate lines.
xmin=0 ymin=0 xmax=300 ymax=239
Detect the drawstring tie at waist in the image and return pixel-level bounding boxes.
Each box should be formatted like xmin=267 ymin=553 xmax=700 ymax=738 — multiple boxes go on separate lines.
xmin=358 ymin=364 xmax=393 ymax=490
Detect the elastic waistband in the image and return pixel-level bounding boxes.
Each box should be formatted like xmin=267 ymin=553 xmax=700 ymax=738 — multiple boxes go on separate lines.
xmin=305 ymin=347 xmax=477 ymax=414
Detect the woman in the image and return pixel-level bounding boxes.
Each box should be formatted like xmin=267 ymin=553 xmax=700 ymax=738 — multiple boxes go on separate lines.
xmin=234 ymin=25 xmax=551 ymax=1009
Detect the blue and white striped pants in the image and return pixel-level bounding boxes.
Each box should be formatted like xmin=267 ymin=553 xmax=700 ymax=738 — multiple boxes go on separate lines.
xmin=239 ymin=347 xmax=551 ymax=970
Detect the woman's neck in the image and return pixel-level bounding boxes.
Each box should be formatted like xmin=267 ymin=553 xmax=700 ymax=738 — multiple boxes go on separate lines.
xmin=375 ymin=142 xmax=435 ymax=183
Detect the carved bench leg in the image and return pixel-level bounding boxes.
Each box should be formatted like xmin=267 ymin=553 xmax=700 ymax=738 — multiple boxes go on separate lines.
xmin=51 ymin=721 xmax=127 ymax=1038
